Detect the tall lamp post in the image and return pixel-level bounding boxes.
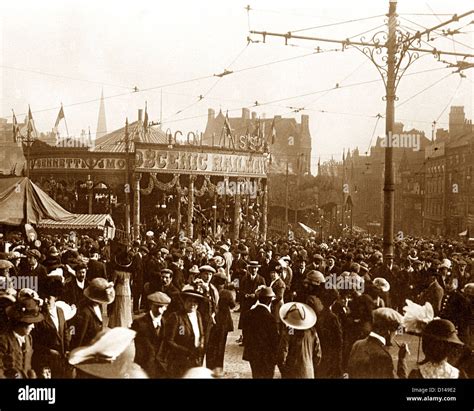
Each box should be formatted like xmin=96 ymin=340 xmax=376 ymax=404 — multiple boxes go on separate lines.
xmin=86 ymin=175 xmax=94 ymax=214
xmin=250 ymin=1 xmax=474 ymax=261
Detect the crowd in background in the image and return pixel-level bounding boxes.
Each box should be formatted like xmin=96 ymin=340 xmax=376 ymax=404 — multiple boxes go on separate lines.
xmin=0 ymin=229 xmax=473 ymax=379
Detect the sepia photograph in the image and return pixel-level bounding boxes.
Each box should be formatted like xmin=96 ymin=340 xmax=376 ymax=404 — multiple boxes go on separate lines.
xmin=0 ymin=0 xmax=473 ymax=408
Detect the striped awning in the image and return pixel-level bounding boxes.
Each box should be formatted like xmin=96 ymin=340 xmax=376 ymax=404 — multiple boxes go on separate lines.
xmin=37 ymin=214 xmax=115 ymax=230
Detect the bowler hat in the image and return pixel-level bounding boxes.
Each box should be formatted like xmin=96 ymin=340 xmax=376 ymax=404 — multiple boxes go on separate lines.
xmin=279 ymin=302 xmax=317 ymax=330
xmin=147 ymin=292 xmax=171 ymax=305
xmin=6 ymin=297 xmax=44 ymax=323
xmin=256 ymin=286 xmax=275 ymax=299
xmin=189 ymin=265 xmax=200 ymax=274
xmin=423 ymin=319 xmax=464 ymax=345
xmin=84 ymin=278 xmax=115 ymax=304
xmin=214 ymin=268 xmax=228 ymax=281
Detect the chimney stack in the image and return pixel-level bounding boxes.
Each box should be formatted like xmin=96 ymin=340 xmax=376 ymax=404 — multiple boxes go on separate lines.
xmin=251 ymin=112 xmax=257 ymax=120
xmin=242 ymin=108 xmax=250 ymax=120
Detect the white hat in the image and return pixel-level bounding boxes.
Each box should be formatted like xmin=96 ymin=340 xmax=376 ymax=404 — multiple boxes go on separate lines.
xmin=146 ymin=231 xmax=154 ymax=237
xmin=439 ymin=259 xmax=452 ymax=270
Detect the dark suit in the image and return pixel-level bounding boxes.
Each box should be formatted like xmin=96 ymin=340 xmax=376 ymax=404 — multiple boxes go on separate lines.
xmin=206 ymin=289 xmax=236 ymax=370
xmin=131 ymin=313 xmax=165 ymax=378
xmin=238 ymin=273 xmax=266 ymax=329
xmin=417 ymin=279 xmax=444 ymax=315
xmin=160 ymin=309 xmax=205 ymax=378
xmin=242 ymin=304 xmax=279 ymax=378
xmin=63 ymin=279 xmax=88 ymax=307
xmin=0 ymin=330 xmax=34 ymax=378
xmin=70 ymin=304 xmax=103 ymax=349
xmin=348 ymin=335 xmax=406 ymax=378
xmin=315 ymin=308 xmax=343 ymax=378
xmin=32 ymin=306 xmax=69 ymax=377
xmin=87 ymin=259 xmax=107 ymax=280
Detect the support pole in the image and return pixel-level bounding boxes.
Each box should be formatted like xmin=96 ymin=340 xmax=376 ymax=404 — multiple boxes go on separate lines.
xmin=187 ymin=175 xmax=195 ymax=239
xmin=234 ymin=180 xmax=241 ymax=241
xmin=133 ymin=173 xmax=141 ymax=241
xmin=262 ymin=178 xmax=268 ymax=241
xmin=382 ymin=0 xmax=398 ymax=260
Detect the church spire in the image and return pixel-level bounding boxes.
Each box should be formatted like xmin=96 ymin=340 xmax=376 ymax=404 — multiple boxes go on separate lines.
xmin=96 ymin=89 xmax=107 ymax=139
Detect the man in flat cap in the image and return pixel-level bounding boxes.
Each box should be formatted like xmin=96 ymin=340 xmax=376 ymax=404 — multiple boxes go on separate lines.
xmin=348 ymin=307 xmax=409 ymax=378
xmin=132 ymin=292 xmax=171 ymax=378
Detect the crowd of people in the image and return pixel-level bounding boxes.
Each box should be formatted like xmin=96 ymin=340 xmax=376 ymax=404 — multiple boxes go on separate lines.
xmin=0 ymin=229 xmax=473 ymax=379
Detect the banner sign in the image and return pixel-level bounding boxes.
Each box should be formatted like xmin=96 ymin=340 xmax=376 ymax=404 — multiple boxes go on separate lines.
xmin=135 ymin=148 xmax=267 ymax=177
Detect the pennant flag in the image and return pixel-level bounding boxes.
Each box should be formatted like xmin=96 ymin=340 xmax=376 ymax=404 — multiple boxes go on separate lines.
xmin=143 ymin=102 xmax=149 ymax=132
xmin=270 ymin=117 xmax=276 ymax=144
xmin=26 ymin=105 xmax=37 ymax=138
xmin=54 ymin=105 xmax=65 ymax=128
xmin=224 ymin=112 xmax=232 ymax=136
xmin=12 ymin=110 xmax=20 ymax=142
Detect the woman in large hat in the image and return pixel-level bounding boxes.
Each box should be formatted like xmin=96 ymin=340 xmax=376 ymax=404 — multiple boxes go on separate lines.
xmin=70 ymin=278 xmax=115 ymax=350
xmin=0 ymin=297 xmax=44 ymax=378
xmin=278 ymin=302 xmax=321 ymax=378
xmin=108 ymin=251 xmax=133 ymax=328
xmin=159 ymin=284 xmax=206 ymax=378
xmin=409 ymin=319 xmax=466 ymax=378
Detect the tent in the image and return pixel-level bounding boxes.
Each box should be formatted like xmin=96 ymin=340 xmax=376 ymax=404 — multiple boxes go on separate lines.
xmin=0 ymin=177 xmax=115 ymax=238
xmin=0 ymin=177 xmax=73 ymax=225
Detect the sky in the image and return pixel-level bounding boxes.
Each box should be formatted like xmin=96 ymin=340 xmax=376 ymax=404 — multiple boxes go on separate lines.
xmin=1 ymin=0 xmax=473 ymax=174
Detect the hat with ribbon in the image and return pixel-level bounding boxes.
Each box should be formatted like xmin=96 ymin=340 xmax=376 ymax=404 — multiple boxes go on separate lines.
xmin=279 ymin=302 xmax=317 ymax=330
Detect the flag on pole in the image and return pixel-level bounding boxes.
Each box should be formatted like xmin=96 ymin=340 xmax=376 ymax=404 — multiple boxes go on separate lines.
xmin=12 ymin=110 xmax=20 ymax=142
xmin=270 ymin=117 xmax=276 ymax=144
xmin=143 ymin=102 xmax=149 ymax=132
xmin=224 ymin=112 xmax=232 ymax=136
xmin=54 ymin=105 xmax=65 ymax=128
xmin=26 ymin=105 xmax=37 ymax=138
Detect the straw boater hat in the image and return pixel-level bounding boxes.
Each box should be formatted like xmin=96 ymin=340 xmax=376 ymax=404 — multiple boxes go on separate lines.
xmin=84 ymin=278 xmax=115 ymax=304
xmin=279 ymin=302 xmax=317 ymax=330
xmin=247 ymin=261 xmax=261 ymax=268
xmin=6 ymin=297 xmax=44 ymax=323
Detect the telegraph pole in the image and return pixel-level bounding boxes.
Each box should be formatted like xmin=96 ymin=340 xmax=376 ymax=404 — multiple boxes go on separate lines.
xmin=250 ymin=1 xmax=474 ymax=261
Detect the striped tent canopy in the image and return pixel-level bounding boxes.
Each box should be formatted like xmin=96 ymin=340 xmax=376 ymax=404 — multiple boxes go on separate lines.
xmin=37 ymin=214 xmax=115 ymax=231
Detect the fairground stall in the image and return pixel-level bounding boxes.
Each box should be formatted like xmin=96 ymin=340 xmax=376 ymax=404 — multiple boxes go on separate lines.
xmin=27 ymin=110 xmax=268 ymax=244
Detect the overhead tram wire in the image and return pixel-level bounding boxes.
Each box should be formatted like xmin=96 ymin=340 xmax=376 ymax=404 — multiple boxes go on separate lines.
xmin=435 ymin=76 xmax=464 ymax=122
xmin=399 ymin=16 xmax=474 ymax=51
xmin=396 ymin=72 xmax=455 ymax=108
xmin=0 ymin=65 xmax=132 ymax=90
xmin=162 ymin=43 xmax=250 ymax=123
xmin=290 ymin=14 xmax=385 ymax=34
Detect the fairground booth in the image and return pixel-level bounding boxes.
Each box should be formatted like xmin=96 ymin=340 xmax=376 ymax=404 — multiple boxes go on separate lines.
xmin=27 ymin=110 xmax=269 ymax=244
